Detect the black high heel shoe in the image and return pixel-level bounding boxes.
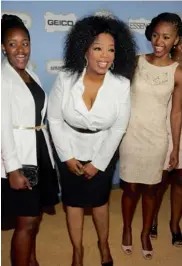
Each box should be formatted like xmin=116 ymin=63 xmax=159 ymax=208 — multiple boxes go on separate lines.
xmin=150 ymin=224 xmax=158 ymax=239
xmin=97 ymin=241 xmax=113 ymax=266
xmin=101 ymin=262 xmax=113 ymax=266
xmin=172 ymin=232 xmax=182 ymax=247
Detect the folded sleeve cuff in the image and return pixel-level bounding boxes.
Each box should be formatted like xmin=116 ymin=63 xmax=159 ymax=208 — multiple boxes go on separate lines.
xmin=57 ymin=152 xmax=73 ymax=163
xmin=91 ymin=156 xmax=109 ymax=172
xmin=5 ymin=157 xmax=22 ymax=173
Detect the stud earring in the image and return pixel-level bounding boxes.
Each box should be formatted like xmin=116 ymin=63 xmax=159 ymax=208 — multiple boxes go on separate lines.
xmin=2 ymin=50 xmax=6 ymax=56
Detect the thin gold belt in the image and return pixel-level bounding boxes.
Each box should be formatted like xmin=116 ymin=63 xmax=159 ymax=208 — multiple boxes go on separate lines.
xmin=13 ymin=124 xmax=46 ymax=131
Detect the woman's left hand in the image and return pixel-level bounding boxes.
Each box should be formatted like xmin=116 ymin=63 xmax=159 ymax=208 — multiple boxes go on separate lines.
xmin=168 ymin=149 xmax=179 ymax=171
xmin=83 ymin=163 xmax=98 ymax=179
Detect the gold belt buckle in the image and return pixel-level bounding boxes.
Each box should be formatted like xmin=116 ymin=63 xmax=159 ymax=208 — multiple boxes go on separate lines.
xmin=36 ymin=125 xmax=42 ymax=131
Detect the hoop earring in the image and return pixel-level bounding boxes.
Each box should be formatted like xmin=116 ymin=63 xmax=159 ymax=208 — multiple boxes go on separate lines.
xmin=110 ymin=62 xmax=114 ymax=70
xmin=84 ymin=57 xmax=88 ymax=68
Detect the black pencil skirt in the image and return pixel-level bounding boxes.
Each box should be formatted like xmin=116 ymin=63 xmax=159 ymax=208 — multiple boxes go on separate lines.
xmin=58 ymin=150 xmax=119 ymax=208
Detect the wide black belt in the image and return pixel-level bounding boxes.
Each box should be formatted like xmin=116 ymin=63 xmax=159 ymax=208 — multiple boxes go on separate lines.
xmin=64 ymin=120 xmax=101 ymax=134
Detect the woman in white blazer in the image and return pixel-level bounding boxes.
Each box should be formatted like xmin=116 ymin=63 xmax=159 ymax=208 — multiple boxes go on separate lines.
xmin=48 ymin=14 xmax=136 ymax=266
xmin=1 ymin=14 xmax=59 ymax=266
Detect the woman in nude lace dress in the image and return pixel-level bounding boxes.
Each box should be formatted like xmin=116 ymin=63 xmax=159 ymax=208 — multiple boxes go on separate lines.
xmin=150 ymin=36 xmax=182 ymax=247
xmin=119 ymin=13 xmax=182 ymax=259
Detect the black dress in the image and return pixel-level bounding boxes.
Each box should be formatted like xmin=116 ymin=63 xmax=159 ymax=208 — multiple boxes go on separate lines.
xmin=27 ymin=79 xmax=59 ymax=208
xmin=1 ymin=79 xmax=59 ymax=221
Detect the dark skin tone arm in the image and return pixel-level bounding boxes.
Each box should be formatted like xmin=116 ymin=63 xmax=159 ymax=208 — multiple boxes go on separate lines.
xmin=168 ymin=65 xmax=182 ymax=171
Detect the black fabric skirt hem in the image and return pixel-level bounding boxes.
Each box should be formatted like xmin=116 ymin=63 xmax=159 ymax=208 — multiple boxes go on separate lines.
xmin=62 ymin=198 xmax=110 ymax=208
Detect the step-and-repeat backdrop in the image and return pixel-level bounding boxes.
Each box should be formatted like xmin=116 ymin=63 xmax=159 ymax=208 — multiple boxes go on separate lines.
xmin=2 ymin=1 xmax=182 ymax=185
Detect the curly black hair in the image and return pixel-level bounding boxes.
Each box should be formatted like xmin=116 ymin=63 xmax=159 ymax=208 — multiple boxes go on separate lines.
xmin=62 ymin=15 xmax=137 ymax=81
xmin=145 ymin=12 xmax=182 ymax=42
xmin=1 ymin=14 xmax=30 ymax=44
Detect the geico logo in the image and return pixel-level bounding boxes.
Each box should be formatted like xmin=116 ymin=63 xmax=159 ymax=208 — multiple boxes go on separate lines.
xmin=129 ymin=23 xmax=147 ymax=29
xmin=47 ymin=20 xmax=74 ymax=26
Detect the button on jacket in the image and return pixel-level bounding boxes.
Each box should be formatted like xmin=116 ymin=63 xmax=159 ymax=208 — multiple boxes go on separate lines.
xmin=48 ymin=69 xmax=131 ymax=171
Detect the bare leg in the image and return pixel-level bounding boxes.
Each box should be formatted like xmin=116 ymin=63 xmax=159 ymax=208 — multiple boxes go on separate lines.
xmin=92 ymin=203 xmax=112 ymax=263
xmin=11 ymin=216 xmax=40 ymax=266
xmin=170 ymin=170 xmax=182 ymax=234
xmin=152 ymin=171 xmax=169 ymax=229
xmin=66 ymin=206 xmax=84 ymax=266
xmin=29 ymin=235 xmax=39 ymax=266
xmin=122 ymin=182 xmax=141 ymax=248
xmin=29 ymin=216 xmax=42 ymax=266
xmin=141 ymin=184 xmax=159 ymax=256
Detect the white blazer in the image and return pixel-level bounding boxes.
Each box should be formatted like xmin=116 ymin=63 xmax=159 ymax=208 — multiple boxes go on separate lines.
xmin=1 ymin=59 xmax=54 ymax=178
xmin=48 ymin=69 xmax=131 ymax=171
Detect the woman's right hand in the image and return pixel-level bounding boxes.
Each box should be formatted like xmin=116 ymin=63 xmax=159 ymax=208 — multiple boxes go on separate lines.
xmin=66 ymin=158 xmax=84 ymax=175
xmin=168 ymin=149 xmax=179 ymax=171
xmin=8 ymin=170 xmax=32 ymax=190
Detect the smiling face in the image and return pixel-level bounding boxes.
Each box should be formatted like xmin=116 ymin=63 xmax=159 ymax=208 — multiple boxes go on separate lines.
xmin=2 ymin=27 xmax=30 ymax=71
xmin=151 ymin=21 xmax=179 ymax=58
xmin=85 ymin=33 xmax=115 ymax=75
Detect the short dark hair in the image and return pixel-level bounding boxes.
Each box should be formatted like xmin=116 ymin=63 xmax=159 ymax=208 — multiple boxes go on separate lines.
xmin=1 ymin=14 xmax=30 ymax=44
xmin=62 ymin=15 xmax=137 ymax=81
xmin=145 ymin=12 xmax=182 ymax=42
